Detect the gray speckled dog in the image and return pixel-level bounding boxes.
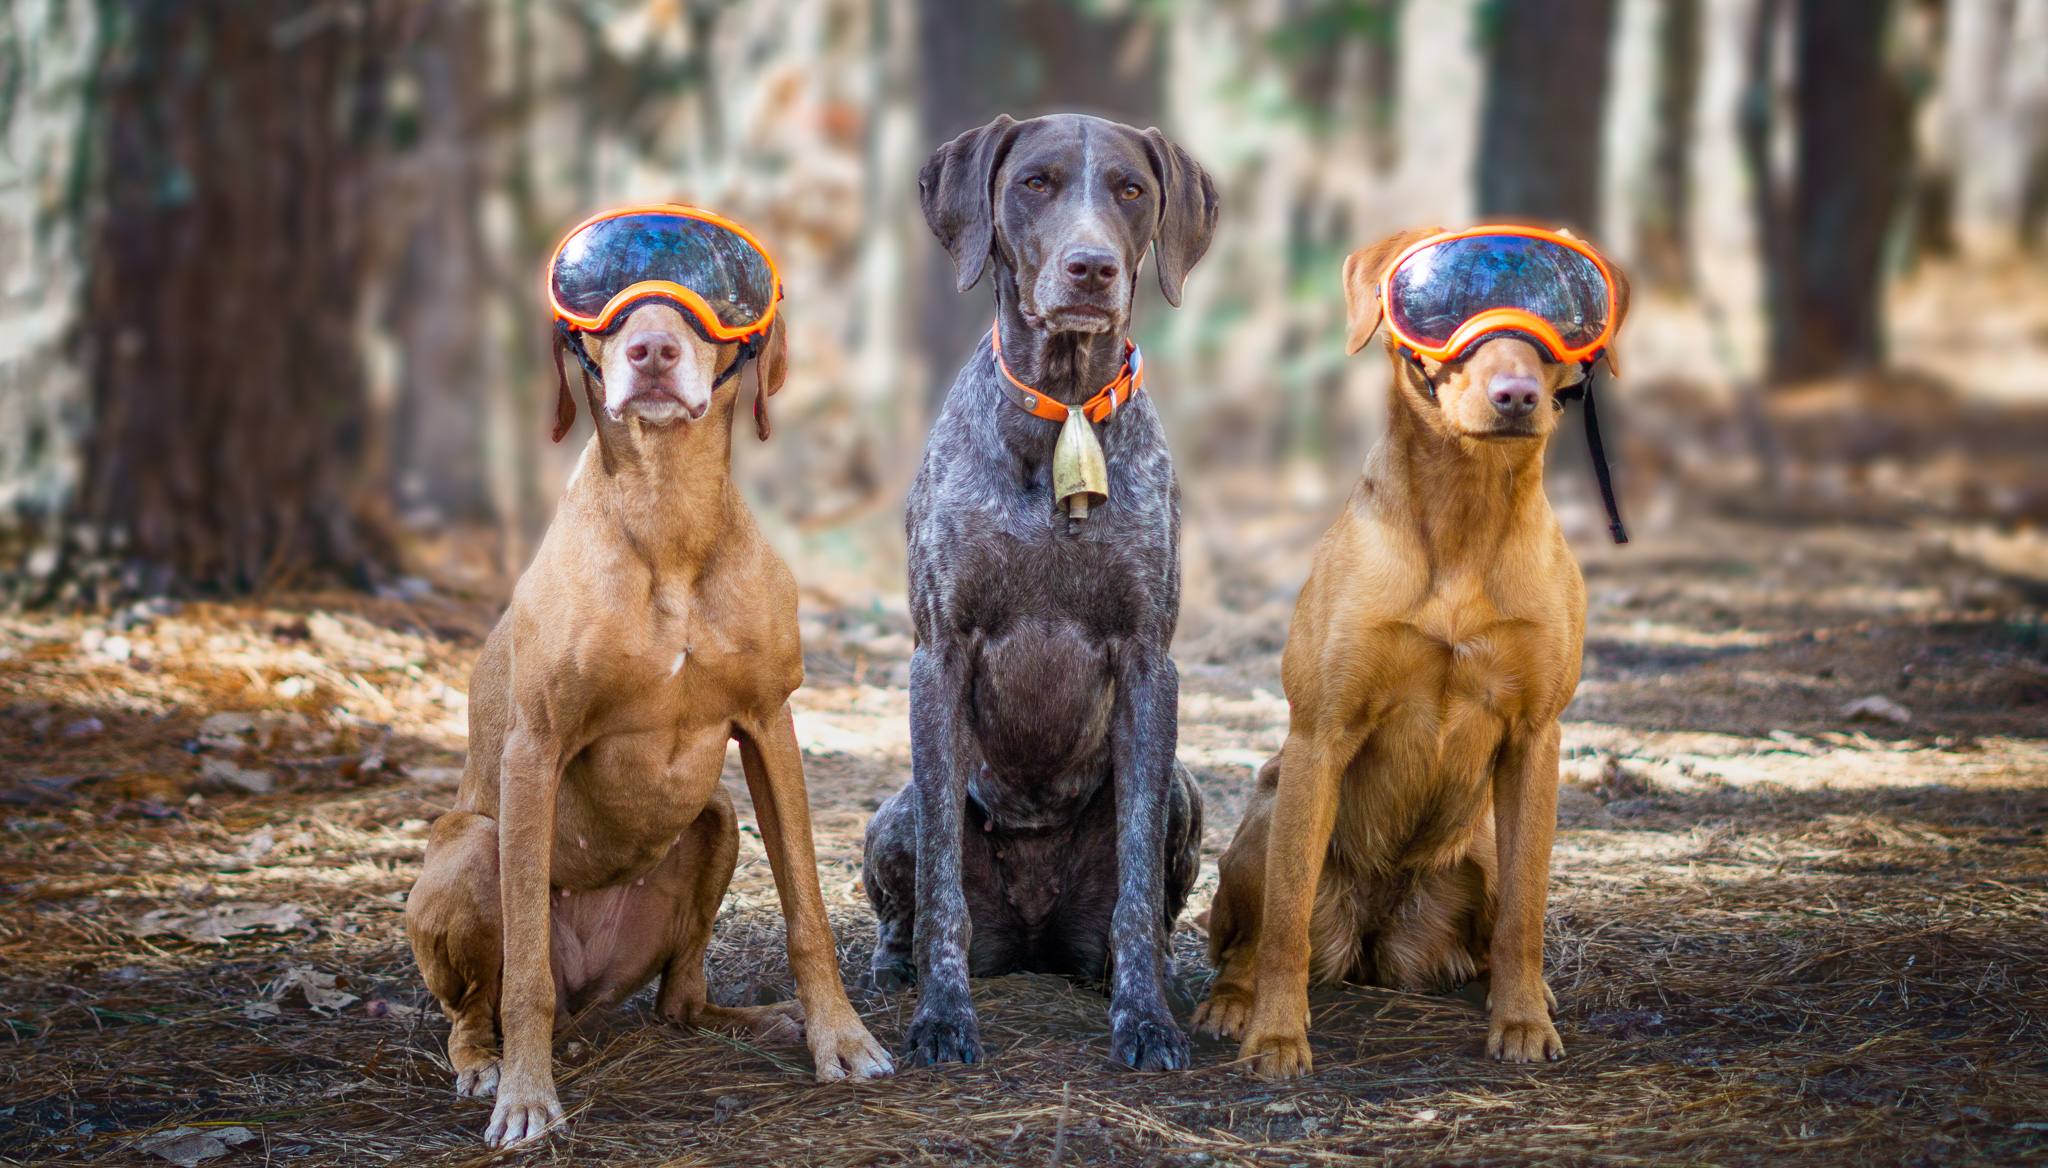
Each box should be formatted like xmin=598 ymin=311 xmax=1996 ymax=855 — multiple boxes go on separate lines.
xmin=861 ymin=113 xmax=1218 ymax=1071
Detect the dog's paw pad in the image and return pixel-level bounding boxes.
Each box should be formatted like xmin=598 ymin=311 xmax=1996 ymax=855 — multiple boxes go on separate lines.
xmin=1111 ymin=1013 xmax=1190 ymax=1072
xmin=903 ymin=1011 xmax=983 ymax=1067
xmin=455 ymin=1058 xmax=501 ymax=1098
xmin=1191 ymin=990 xmax=1253 ymax=1040
xmin=1242 ymin=1029 xmax=1314 ymax=1080
xmin=1486 ymin=1018 xmax=1564 ymax=1064
xmin=869 ymin=961 xmax=915 ymax=994
xmin=816 ymin=1025 xmax=896 ymax=1081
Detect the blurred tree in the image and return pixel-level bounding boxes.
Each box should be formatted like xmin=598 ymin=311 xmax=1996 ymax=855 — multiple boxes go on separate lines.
xmin=79 ymin=0 xmax=411 ymax=594
xmin=1476 ymin=0 xmax=1617 ymax=233
xmin=0 ymin=0 xmax=96 ymax=602
xmin=1637 ymin=0 xmax=1701 ymax=289
xmin=1743 ymin=0 xmax=1911 ymax=383
xmin=915 ymin=0 xmax=1161 ymax=411
xmin=1937 ymin=0 xmax=2048 ymax=258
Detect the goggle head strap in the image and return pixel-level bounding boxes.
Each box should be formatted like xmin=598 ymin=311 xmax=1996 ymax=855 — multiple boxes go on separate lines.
xmin=1563 ymin=349 xmax=1627 ymax=545
xmin=1399 ymin=345 xmax=1436 ymax=402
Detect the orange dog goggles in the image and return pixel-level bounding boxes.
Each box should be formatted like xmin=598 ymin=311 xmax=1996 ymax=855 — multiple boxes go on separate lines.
xmin=547 ymin=203 xmax=782 ymax=341
xmin=1379 ymin=226 xmax=1618 ymax=366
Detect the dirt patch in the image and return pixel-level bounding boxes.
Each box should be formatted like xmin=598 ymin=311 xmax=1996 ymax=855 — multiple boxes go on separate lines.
xmin=2 ymin=513 xmax=2045 ymax=1166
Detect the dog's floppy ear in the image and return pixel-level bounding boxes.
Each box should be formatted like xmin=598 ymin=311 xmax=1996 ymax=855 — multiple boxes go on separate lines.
xmin=1341 ymin=226 xmax=1444 ymax=356
xmin=920 ymin=115 xmax=1017 ymax=293
xmin=751 ymin=314 xmax=788 ymax=442
xmin=1142 ymin=129 xmax=1220 ymax=308
xmin=551 ymin=328 xmax=585 ymax=442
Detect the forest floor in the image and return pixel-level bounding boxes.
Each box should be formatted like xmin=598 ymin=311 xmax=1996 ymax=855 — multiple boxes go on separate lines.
xmin=1 ymin=494 xmax=2046 ymax=1167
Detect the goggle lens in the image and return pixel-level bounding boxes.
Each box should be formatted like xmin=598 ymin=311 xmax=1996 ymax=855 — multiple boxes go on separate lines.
xmin=1387 ymin=234 xmax=1610 ymax=354
xmin=550 ymin=209 xmax=777 ymax=334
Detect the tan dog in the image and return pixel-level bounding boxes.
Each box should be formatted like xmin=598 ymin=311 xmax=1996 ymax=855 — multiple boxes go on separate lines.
xmin=1191 ymin=227 xmax=1629 ymax=1077
xmin=406 ymin=301 xmax=893 ymax=1147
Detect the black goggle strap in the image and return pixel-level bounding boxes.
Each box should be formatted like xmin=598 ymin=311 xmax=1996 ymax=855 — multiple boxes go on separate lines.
xmin=1558 ymin=353 xmax=1628 ymax=545
xmin=1401 ymin=346 xmax=1437 ymax=401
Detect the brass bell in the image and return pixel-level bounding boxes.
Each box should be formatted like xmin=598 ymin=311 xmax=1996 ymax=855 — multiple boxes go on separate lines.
xmin=1053 ymin=410 xmax=1109 ymax=519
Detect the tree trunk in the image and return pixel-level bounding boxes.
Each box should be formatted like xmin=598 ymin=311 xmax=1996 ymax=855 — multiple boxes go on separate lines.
xmin=1640 ymin=0 xmax=1703 ymax=288
xmin=1476 ymin=0 xmax=1618 ymax=232
xmin=1940 ymin=0 xmax=2048 ymax=258
xmin=915 ymin=0 xmax=1162 ymax=412
xmin=80 ymin=1 xmax=402 ymax=595
xmin=1743 ymin=0 xmax=1909 ymax=384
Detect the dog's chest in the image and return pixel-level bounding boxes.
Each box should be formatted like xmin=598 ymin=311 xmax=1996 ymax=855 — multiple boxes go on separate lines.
xmin=584 ymin=581 xmax=795 ymax=724
xmin=1336 ymin=574 xmax=1573 ymax=752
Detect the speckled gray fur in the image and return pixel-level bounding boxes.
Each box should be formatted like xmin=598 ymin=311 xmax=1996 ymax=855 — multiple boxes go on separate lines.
xmin=861 ymin=114 xmax=1219 ymax=1072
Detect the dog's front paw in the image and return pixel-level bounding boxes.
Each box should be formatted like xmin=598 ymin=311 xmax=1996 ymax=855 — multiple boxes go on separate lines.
xmin=809 ymin=1013 xmax=895 ymax=1081
xmin=1487 ymin=1015 xmax=1564 ymax=1063
xmin=1110 ymin=1005 xmax=1190 ymax=1071
xmin=1190 ymin=986 xmax=1254 ymax=1040
xmin=903 ymin=1004 xmax=983 ymax=1067
xmin=1240 ymin=1024 xmax=1314 ymax=1080
xmin=482 ymin=1073 xmax=563 ymax=1147
xmin=454 ymin=1056 xmax=501 ymax=1098
xmin=869 ymin=956 xmax=915 ymax=993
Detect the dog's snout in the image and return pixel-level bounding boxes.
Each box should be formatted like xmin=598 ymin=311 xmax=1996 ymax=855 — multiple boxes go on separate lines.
xmin=1488 ymin=374 xmax=1541 ymax=418
xmin=1062 ymin=248 xmax=1121 ymax=289
xmin=625 ymin=330 xmax=683 ymax=374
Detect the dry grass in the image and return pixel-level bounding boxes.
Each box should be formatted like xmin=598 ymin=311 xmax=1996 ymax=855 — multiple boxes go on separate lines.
xmin=3 ymin=512 xmax=2046 ymax=1167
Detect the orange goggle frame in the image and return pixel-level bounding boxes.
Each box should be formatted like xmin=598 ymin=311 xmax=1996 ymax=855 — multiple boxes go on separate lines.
xmin=1378 ymin=225 xmax=1619 ymax=365
xmin=545 ymin=203 xmax=782 ymax=341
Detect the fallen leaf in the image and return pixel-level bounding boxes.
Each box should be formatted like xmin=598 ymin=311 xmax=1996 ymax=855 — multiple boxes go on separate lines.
xmin=406 ymin=766 xmax=463 ymax=789
xmin=268 ymin=967 xmax=360 ymax=1015
xmin=137 ymin=1125 xmax=255 ymax=1166
xmin=239 ymin=828 xmax=276 ymax=862
xmin=0 ymin=772 xmax=89 ymax=806
xmin=131 ymin=902 xmax=309 ymax=943
xmin=1841 ymin=694 xmax=1912 ymax=724
xmin=199 ymin=756 xmax=274 ymax=795
xmin=365 ymin=998 xmax=420 ymax=1020
xmin=195 ymin=712 xmax=258 ymax=750
xmin=241 ymin=1000 xmax=282 ymax=1021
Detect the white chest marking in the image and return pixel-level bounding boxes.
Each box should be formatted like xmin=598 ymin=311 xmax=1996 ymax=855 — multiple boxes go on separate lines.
xmin=669 ymin=648 xmax=690 ymax=677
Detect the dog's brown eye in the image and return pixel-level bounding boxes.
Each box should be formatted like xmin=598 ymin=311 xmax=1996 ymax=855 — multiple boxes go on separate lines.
xmin=1024 ymin=176 xmax=1048 ymax=193
xmin=1121 ymin=183 xmax=1142 ymax=201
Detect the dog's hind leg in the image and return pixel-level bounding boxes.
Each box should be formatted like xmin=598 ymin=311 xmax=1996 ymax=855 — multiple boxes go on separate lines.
xmin=655 ymin=785 xmax=806 ymax=1041
xmin=1371 ymin=853 xmax=1493 ymax=994
xmin=408 ymin=811 xmax=509 ymax=1098
xmin=861 ymin=783 xmax=918 ymax=991
xmin=1164 ymin=760 xmax=1203 ymax=932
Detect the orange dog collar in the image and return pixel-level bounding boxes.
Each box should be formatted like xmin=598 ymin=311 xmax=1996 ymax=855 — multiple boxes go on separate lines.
xmin=990 ymin=325 xmax=1144 ymax=424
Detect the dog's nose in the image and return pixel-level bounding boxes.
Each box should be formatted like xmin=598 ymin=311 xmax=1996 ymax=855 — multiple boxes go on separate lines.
xmin=625 ymin=330 xmax=682 ymax=374
xmin=1488 ymin=374 xmax=1541 ymax=418
xmin=1062 ymin=248 xmax=1120 ymax=289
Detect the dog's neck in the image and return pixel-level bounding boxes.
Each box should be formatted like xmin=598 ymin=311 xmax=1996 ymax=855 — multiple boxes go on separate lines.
xmin=991 ymin=268 xmax=1132 ymax=409
xmin=1370 ymin=363 xmax=1554 ymax=563
xmin=569 ymin=388 xmax=742 ymax=570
